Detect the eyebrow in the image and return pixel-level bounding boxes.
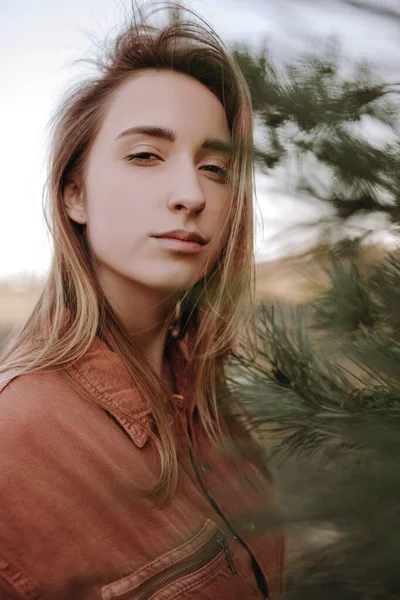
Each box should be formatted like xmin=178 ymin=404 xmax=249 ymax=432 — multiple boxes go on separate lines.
xmin=115 ymin=125 xmax=233 ymax=156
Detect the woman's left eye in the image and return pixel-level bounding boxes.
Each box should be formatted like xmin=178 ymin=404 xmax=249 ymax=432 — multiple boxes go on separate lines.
xmin=201 ymin=165 xmax=228 ymax=180
xmin=125 ymin=152 xmax=159 ymax=163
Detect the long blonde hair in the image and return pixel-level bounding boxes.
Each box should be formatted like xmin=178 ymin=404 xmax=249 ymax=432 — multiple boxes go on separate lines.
xmin=0 ymin=2 xmax=257 ymax=504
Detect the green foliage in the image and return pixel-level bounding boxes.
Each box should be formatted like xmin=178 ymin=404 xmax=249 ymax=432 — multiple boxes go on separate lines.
xmin=232 ymin=41 xmax=400 ymax=240
xmin=311 ymin=257 xmax=377 ymax=334
xmin=227 ymin=9 xmax=400 ymax=595
xmin=225 ymin=253 xmax=400 ymax=598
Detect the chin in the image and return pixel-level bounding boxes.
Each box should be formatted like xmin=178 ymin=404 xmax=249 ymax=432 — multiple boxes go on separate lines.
xmin=152 ymin=279 xmax=192 ymax=294
xmin=145 ymin=266 xmax=203 ymax=290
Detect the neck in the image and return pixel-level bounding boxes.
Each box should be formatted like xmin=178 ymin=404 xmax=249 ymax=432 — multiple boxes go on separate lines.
xmin=96 ymin=268 xmax=180 ymax=379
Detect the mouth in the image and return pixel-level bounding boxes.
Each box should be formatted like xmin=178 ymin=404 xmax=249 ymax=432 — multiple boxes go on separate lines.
xmin=151 ymin=236 xmax=205 ymax=253
xmin=156 ymin=236 xmax=201 ymax=245
xmin=152 ymin=229 xmax=207 ymax=245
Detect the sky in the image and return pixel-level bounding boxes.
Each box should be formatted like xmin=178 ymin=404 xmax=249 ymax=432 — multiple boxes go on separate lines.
xmin=1 ymin=0 xmax=400 ymax=280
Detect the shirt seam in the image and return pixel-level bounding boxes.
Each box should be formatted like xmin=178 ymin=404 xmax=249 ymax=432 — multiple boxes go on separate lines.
xmin=0 ymin=555 xmax=42 ymax=599
xmin=68 ymin=363 xmax=152 ymax=447
xmin=69 ymin=362 xmax=151 ymax=422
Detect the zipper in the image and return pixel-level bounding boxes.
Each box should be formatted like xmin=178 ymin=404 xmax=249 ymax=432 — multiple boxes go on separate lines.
xmin=216 ymin=531 xmax=237 ymax=575
xmin=132 ymin=528 xmax=236 ymax=600
xmin=188 ymin=445 xmax=269 ymax=600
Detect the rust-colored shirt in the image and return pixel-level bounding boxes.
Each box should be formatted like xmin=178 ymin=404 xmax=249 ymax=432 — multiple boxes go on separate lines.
xmin=0 ymin=336 xmax=284 ymax=599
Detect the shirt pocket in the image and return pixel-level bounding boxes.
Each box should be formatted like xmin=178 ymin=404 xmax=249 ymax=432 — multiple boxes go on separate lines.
xmin=100 ymin=518 xmax=261 ymax=600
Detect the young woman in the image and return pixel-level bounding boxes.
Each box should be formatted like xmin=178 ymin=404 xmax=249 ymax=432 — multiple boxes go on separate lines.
xmin=0 ymin=4 xmax=284 ymax=599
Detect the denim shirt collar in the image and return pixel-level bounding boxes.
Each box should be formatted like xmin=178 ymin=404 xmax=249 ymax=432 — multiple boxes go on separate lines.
xmin=68 ymin=333 xmax=195 ymax=448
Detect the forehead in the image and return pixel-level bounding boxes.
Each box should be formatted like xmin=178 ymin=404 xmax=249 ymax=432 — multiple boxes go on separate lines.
xmin=100 ymin=69 xmax=230 ymax=142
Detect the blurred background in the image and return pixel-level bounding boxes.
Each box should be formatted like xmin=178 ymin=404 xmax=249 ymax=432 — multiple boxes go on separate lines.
xmin=2 ymin=2 xmax=400 ymax=597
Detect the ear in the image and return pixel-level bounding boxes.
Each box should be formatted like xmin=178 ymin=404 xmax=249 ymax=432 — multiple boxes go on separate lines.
xmin=64 ymin=174 xmax=87 ymax=225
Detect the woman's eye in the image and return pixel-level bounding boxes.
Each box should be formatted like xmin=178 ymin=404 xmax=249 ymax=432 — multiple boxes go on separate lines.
xmin=124 ymin=154 xmax=227 ymax=181
xmin=201 ymin=164 xmax=228 ymax=181
xmin=125 ymin=152 xmax=160 ymax=163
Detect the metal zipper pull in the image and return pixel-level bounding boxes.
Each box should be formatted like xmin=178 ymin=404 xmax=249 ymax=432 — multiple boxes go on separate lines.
xmin=216 ymin=532 xmax=237 ymax=575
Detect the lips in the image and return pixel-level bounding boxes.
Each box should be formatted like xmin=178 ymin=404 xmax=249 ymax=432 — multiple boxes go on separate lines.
xmin=152 ymin=229 xmax=207 ymax=245
xmin=157 ymin=237 xmax=200 ymax=244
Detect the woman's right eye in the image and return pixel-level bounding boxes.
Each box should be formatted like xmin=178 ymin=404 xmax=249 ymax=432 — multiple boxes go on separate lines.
xmin=125 ymin=152 xmax=160 ymax=163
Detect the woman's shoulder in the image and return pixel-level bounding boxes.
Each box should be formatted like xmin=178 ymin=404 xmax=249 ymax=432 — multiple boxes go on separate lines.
xmin=0 ymin=367 xmax=103 ymax=486
xmin=1 ymin=368 xmax=69 ymax=409
xmin=0 ymin=369 xmax=79 ymax=442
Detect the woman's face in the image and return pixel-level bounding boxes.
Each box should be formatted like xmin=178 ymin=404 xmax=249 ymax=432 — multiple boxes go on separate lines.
xmin=65 ymin=70 xmax=232 ymax=298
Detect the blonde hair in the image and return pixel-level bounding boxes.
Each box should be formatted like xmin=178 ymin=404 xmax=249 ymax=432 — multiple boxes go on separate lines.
xmin=0 ymin=2 xmax=257 ymax=504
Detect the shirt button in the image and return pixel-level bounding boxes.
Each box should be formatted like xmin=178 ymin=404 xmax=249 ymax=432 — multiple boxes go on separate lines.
xmin=201 ymin=462 xmax=213 ymax=473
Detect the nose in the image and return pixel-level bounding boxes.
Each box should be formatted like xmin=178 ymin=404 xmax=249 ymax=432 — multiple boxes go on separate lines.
xmin=167 ymin=160 xmax=206 ymax=215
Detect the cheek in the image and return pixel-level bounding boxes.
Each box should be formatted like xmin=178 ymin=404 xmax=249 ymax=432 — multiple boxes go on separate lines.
xmin=84 ymin=166 xmax=148 ymax=241
xmin=219 ymin=189 xmax=231 ymax=218
xmin=209 ymin=189 xmax=231 ymax=236
xmin=204 ymin=194 xmax=231 ymax=265
xmin=87 ymin=164 xmax=130 ymax=211
xmin=205 ymin=185 xmax=230 ymax=219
